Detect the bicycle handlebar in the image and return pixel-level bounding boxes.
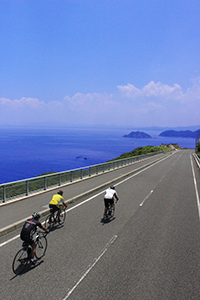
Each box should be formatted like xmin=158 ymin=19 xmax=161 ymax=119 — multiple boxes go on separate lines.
xmin=36 ymin=230 xmax=49 ymax=237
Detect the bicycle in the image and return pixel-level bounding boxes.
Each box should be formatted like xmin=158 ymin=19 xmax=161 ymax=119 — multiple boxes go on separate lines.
xmin=45 ymin=204 xmax=67 ymax=230
xmin=103 ymin=200 xmax=118 ymax=220
xmin=12 ymin=231 xmax=48 ymax=275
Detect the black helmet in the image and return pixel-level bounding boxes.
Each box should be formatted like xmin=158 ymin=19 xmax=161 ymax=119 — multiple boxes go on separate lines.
xmin=32 ymin=212 xmax=40 ymax=220
xmin=58 ymin=190 xmax=63 ymax=195
xmin=110 ymin=185 xmax=115 ymax=190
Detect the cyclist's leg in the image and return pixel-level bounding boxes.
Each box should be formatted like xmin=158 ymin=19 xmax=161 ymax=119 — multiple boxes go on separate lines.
xmin=57 ymin=206 xmax=61 ymax=222
xmin=107 ymin=199 xmax=113 ymax=215
xmin=49 ymin=205 xmax=55 ymax=222
xmin=110 ymin=199 xmax=115 ymax=217
xmin=22 ymin=235 xmax=35 ymax=262
xmin=26 ymin=239 xmax=36 ymax=265
xmin=104 ymin=198 xmax=109 ymax=217
xmin=104 ymin=207 xmax=107 ymax=217
xmin=31 ymin=243 xmax=36 ymax=259
xmin=24 ymin=238 xmax=35 ymax=260
xmin=53 ymin=206 xmax=60 ymax=222
xmin=49 ymin=205 xmax=59 ymax=222
xmin=51 ymin=211 xmax=54 ymax=222
xmin=110 ymin=198 xmax=114 ymax=209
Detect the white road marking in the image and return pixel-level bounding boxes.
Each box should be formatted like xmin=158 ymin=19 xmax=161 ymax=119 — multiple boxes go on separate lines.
xmin=190 ymin=155 xmax=200 ymax=220
xmin=139 ymin=190 xmax=153 ymax=206
xmin=42 ymin=204 xmax=49 ymax=208
xmin=0 ymin=234 xmax=20 ymax=248
xmin=114 ymin=153 xmax=174 ymax=188
xmin=62 ymin=235 xmax=118 ymax=300
xmin=0 ymin=153 xmax=174 ymax=248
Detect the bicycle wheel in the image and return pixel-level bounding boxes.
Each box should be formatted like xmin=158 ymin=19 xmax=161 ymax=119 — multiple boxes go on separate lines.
xmin=111 ymin=203 xmax=115 ymax=217
xmin=45 ymin=214 xmax=54 ymax=230
xmin=108 ymin=203 xmax=115 ymax=218
xmin=35 ymin=236 xmax=47 ymax=259
xmin=59 ymin=208 xmax=66 ymax=224
xmin=12 ymin=248 xmax=28 ymax=275
xmin=103 ymin=206 xmax=109 ymax=219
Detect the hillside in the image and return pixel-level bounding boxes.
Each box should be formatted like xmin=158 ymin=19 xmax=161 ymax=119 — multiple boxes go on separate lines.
xmin=159 ymin=130 xmax=199 ymax=138
xmin=110 ymin=144 xmax=181 ymax=161
xmin=123 ymin=131 xmax=152 ymax=138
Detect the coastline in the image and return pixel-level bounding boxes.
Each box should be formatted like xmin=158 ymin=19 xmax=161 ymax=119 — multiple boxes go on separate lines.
xmin=0 ymin=127 xmax=196 ymax=184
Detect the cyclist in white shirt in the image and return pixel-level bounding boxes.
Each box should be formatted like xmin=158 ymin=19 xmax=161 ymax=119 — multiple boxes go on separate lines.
xmin=104 ymin=185 xmax=119 ymax=218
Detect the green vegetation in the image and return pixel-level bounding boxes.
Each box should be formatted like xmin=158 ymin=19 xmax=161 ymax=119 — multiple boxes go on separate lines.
xmin=196 ymin=142 xmax=200 ymax=158
xmin=110 ymin=144 xmax=179 ymax=161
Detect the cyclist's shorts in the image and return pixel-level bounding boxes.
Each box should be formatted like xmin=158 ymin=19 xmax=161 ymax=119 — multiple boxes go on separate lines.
xmin=104 ymin=198 xmax=114 ymax=208
xmin=49 ymin=204 xmax=59 ymax=213
xmin=20 ymin=231 xmax=35 ymax=247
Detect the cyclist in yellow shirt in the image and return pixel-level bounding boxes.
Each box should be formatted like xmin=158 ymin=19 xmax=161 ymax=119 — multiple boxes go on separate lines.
xmin=49 ymin=190 xmax=68 ymax=223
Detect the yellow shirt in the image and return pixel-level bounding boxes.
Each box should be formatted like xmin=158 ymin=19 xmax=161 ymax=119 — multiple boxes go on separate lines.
xmin=49 ymin=194 xmax=64 ymax=205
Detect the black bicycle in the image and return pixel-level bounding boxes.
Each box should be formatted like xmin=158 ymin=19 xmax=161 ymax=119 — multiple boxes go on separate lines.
xmin=103 ymin=200 xmax=117 ymax=220
xmin=12 ymin=231 xmax=48 ymax=275
xmin=45 ymin=205 xmax=67 ymax=230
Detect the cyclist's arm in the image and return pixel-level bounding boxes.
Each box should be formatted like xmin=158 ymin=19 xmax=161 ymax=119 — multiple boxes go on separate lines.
xmin=58 ymin=198 xmax=68 ymax=208
xmin=41 ymin=225 xmax=49 ymax=233
xmin=38 ymin=222 xmax=49 ymax=233
xmin=62 ymin=199 xmax=68 ymax=207
xmin=114 ymin=193 xmax=119 ymax=201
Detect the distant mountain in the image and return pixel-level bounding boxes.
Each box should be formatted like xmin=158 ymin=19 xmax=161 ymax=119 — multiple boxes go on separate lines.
xmin=159 ymin=130 xmax=200 ymax=138
xmin=123 ymin=131 xmax=152 ymax=138
xmin=121 ymin=125 xmax=200 ymax=132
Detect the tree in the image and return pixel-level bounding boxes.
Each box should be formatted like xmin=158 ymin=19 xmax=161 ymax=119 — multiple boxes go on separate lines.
xmin=197 ymin=142 xmax=200 ymax=152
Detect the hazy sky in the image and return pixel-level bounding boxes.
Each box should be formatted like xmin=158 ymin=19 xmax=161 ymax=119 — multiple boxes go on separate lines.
xmin=1 ymin=0 xmax=200 ymax=128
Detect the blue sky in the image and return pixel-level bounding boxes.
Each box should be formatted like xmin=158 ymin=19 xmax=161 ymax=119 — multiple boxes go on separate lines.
xmin=1 ymin=0 xmax=200 ymax=128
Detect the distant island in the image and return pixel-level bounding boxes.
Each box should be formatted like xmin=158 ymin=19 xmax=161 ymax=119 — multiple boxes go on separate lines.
xmin=123 ymin=131 xmax=152 ymax=138
xmin=159 ymin=129 xmax=200 ymax=138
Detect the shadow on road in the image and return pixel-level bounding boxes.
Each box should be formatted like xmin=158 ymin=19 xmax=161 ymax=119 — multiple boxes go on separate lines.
xmin=47 ymin=223 xmax=64 ymax=232
xmin=10 ymin=260 xmax=44 ymax=281
xmin=100 ymin=216 xmax=115 ymax=225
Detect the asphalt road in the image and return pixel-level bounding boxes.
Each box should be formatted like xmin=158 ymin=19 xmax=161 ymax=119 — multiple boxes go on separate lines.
xmin=0 ymin=150 xmax=200 ymax=300
xmin=0 ymin=152 xmax=169 ymax=234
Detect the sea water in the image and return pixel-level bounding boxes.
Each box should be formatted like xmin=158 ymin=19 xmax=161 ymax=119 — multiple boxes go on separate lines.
xmin=0 ymin=127 xmax=196 ymax=184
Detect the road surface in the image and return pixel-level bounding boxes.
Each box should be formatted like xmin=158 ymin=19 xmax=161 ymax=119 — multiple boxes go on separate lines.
xmin=0 ymin=150 xmax=200 ymax=300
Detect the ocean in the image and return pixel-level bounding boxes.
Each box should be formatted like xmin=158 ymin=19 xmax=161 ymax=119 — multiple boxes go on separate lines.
xmin=0 ymin=127 xmax=196 ymax=184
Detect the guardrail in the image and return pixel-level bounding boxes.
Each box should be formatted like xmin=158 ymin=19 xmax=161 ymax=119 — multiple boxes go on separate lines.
xmin=193 ymin=153 xmax=200 ymax=168
xmin=0 ymin=151 xmax=164 ymax=203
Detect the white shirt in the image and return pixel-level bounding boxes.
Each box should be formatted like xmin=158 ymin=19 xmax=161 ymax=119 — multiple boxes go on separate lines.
xmin=104 ymin=188 xmax=117 ymax=199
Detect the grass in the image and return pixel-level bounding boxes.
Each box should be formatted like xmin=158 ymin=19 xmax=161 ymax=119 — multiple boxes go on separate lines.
xmin=109 ymin=144 xmax=179 ymax=161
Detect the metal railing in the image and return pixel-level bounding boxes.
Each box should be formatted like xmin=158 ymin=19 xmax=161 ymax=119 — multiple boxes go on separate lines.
xmin=193 ymin=153 xmax=200 ymax=169
xmin=0 ymin=151 xmax=163 ymax=203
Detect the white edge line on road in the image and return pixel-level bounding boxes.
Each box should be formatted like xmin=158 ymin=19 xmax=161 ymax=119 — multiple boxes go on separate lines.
xmin=190 ymin=155 xmax=200 ymax=220
xmin=62 ymin=235 xmax=118 ymax=300
xmin=0 ymin=153 xmax=173 ymax=248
